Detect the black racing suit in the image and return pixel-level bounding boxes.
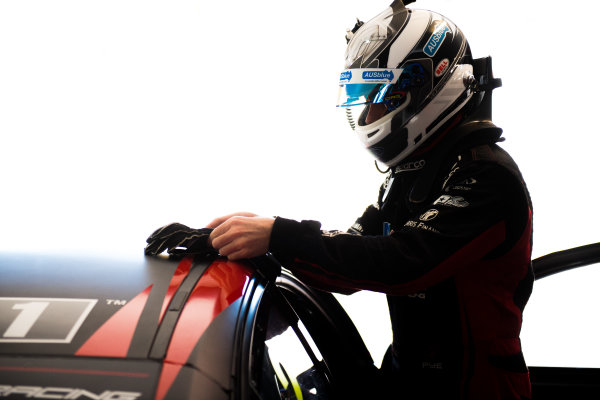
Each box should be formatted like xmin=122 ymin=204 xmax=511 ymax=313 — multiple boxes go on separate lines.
xmin=268 ymin=128 xmax=533 ymax=399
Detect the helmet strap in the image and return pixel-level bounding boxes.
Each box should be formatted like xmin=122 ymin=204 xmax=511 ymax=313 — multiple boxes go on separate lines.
xmin=375 ymin=160 xmax=391 ymax=174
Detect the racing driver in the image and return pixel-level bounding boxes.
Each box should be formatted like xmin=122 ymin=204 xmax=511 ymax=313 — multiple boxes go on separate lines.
xmin=207 ymin=1 xmax=534 ymax=399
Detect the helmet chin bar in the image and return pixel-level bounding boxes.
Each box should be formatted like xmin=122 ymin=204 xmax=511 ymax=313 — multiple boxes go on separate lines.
xmin=362 ymin=57 xmax=502 ymax=168
xmin=360 ymin=64 xmax=474 ymax=167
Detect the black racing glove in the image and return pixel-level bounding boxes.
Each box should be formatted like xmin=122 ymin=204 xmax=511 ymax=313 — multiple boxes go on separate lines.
xmin=144 ymin=223 xmax=217 ymax=257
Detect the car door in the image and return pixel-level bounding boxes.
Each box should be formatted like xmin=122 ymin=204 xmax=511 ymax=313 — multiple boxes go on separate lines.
xmin=527 ymin=242 xmax=600 ymax=398
xmin=238 ymin=267 xmax=379 ymax=400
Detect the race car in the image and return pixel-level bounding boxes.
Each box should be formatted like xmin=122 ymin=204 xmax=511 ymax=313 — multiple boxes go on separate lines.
xmin=1 ymin=242 xmax=599 ymax=399
xmin=0 ymin=251 xmax=377 ymax=399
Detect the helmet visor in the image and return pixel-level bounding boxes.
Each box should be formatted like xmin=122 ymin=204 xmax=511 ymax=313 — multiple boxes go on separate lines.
xmin=336 ymin=68 xmax=404 ymax=107
xmin=337 ymin=63 xmax=431 ymax=128
xmin=337 ymin=68 xmax=411 ymax=128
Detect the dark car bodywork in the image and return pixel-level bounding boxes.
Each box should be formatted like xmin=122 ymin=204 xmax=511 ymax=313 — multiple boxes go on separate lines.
xmin=0 ymin=253 xmax=376 ymax=399
xmin=1 ymin=243 xmax=599 ymax=399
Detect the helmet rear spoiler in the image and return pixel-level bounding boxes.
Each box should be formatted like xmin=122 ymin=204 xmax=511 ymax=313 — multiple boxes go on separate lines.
xmin=468 ymin=56 xmax=502 ymax=123
xmin=390 ymin=0 xmax=416 ymax=8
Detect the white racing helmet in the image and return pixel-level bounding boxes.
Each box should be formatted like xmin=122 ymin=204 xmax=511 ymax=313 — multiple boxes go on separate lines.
xmin=337 ymin=1 xmax=476 ymax=167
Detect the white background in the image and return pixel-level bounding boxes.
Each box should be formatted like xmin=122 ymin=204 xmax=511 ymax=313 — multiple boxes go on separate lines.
xmin=1 ymin=0 xmax=599 ymax=367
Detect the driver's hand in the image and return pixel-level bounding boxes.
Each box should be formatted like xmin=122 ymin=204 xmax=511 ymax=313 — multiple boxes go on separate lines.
xmin=206 ymin=212 xmax=258 ymax=229
xmin=208 ymin=214 xmax=275 ymax=261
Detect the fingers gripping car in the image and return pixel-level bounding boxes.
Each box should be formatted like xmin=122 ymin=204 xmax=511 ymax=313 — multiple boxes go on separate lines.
xmin=0 ymin=237 xmax=379 ymax=399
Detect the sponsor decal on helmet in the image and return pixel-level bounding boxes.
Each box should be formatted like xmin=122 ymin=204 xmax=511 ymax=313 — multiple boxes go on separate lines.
xmin=340 ymin=70 xmax=352 ymax=83
xmin=0 ymin=386 xmax=141 ymax=400
xmin=362 ymin=70 xmax=394 ymax=82
xmin=435 ymin=58 xmax=450 ymax=77
xmin=338 ymin=68 xmax=403 ymax=85
xmin=424 ymin=22 xmax=450 ymax=57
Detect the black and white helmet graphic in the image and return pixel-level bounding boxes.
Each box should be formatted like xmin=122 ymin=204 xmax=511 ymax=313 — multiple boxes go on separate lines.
xmin=336 ymin=1 xmax=475 ymax=167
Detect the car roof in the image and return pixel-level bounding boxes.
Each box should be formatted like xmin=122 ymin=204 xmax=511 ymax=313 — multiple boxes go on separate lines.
xmin=0 ymin=251 xmax=255 ymax=355
xmin=0 ymin=252 xmax=257 ymax=399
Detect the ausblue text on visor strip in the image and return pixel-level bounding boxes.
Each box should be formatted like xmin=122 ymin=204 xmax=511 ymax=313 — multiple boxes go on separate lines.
xmin=339 ymin=68 xmax=404 ymax=85
xmin=337 ymin=68 xmax=404 ymax=108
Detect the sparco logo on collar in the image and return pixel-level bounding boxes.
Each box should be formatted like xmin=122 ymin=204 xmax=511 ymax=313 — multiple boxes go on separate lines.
xmin=394 ymin=159 xmax=426 ymax=173
xmin=0 ymin=386 xmax=141 ymax=399
xmin=424 ymin=23 xmax=450 ymax=57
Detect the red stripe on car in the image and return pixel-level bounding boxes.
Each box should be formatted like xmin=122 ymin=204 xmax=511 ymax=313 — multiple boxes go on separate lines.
xmin=154 ymin=363 xmax=182 ymax=400
xmin=154 ymin=260 xmax=252 ymax=400
xmin=75 ymin=285 xmax=153 ymax=357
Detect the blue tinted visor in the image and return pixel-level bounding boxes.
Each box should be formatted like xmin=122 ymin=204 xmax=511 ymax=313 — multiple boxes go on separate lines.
xmin=336 ymin=68 xmax=405 ymax=108
xmin=337 ymin=83 xmax=395 ymax=107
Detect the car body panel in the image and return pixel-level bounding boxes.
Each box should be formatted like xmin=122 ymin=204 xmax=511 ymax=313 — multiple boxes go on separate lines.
xmin=0 ymin=253 xmax=177 ymax=358
xmin=154 ymin=259 xmax=252 ymax=399
xmin=0 ymin=253 xmax=253 ymax=399
xmin=0 ymin=356 xmax=161 ymax=398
